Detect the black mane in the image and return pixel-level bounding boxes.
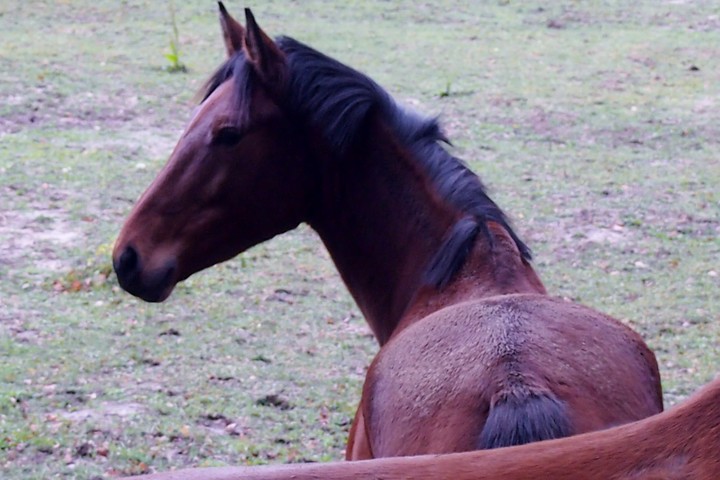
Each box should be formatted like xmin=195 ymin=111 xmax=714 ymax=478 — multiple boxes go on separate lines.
xmin=201 ymin=37 xmax=531 ymax=289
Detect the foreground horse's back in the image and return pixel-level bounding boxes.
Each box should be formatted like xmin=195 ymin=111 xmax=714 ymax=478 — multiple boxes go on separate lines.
xmin=123 ymin=377 xmax=720 ymax=480
xmin=359 ymin=294 xmax=662 ymax=457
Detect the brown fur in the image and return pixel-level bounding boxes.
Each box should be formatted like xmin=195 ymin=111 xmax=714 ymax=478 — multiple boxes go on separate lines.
xmin=361 ymin=294 xmax=661 ymax=456
xmin=122 ymin=376 xmax=720 ymax=479
xmin=113 ymin=4 xmax=662 ymax=463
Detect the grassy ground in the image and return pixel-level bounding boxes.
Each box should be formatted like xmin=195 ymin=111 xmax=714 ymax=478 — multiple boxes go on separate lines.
xmin=1 ymin=1 xmax=719 ymax=478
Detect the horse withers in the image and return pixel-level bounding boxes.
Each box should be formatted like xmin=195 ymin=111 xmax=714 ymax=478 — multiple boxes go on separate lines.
xmin=113 ymin=5 xmax=662 ymax=459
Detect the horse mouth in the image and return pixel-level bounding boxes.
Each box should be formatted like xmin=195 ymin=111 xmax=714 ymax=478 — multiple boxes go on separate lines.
xmin=116 ymin=265 xmax=177 ymax=302
xmin=131 ymin=279 xmax=175 ymax=303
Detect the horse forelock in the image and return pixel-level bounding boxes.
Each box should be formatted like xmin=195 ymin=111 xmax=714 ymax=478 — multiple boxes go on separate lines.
xmin=198 ymin=36 xmax=532 ymax=279
xmin=199 ymin=52 xmax=254 ymax=124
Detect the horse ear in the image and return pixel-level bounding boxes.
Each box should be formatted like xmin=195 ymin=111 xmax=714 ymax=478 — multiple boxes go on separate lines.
xmin=242 ymin=8 xmax=288 ymax=94
xmin=218 ymin=2 xmax=244 ymax=57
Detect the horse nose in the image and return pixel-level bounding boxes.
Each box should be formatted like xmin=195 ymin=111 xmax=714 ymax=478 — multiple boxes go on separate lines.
xmin=114 ymin=244 xmax=141 ymax=282
xmin=113 ymin=244 xmax=177 ymax=302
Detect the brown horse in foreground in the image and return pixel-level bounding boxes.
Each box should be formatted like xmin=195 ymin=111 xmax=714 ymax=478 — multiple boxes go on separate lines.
xmin=123 ymin=375 xmax=720 ymax=480
xmin=113 ymin=5 xmax=662 ymax=458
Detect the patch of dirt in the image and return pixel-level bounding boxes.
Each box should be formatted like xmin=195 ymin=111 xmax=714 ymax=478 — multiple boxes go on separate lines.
xmin=650 ymin=8 xmax=720 ymax=31
xmin=544 ymin=221 xmax=632 ymax=251
xmin=256 ymin=393 xmax=292 ymax=410
xmin=0 ymin=85 xmax=140 ymax=134
xmin=486 ymin=102 xmax=718 ymax=151
xmin=688 ymin=14 xmax=720 ymax=32
xmin=58 ymin=402 xmax=147 ymax=424
xmin=77 ymin=128 xmax=179 ymax=171
xmin=586 ymin=126 xmax=647 ymax=149
xmin=526 ymin=208 xmax=634 ymax=261
xmin=642 ymin=209 xmax=720 ymax=240
xmin=523 ymin=106 xmax=579 ymax=143
xmin=0 ymin=308 xmax=43 ymax=344
xmin=594 ymin=69 xmax=639 ymax=93
xmin=0 ymin=206 xmax=79 ymax=272
xmin=197 ymin=413 xmax=247 ymax=437
xmin=581 ymin=226 xmax=629 ymax=245
xmin=523 ymin=6 xmax=595 ymax=29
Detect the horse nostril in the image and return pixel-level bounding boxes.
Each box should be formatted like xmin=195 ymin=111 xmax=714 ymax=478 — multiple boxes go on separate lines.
xmin=115 ymin=245 xmax=140 ymax=279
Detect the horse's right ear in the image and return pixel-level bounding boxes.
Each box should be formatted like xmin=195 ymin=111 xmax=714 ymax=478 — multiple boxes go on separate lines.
xmin=242 ymin=8 xmax=288 ymax=95
xmin=218 ymin=2 xmax=245 ymax=57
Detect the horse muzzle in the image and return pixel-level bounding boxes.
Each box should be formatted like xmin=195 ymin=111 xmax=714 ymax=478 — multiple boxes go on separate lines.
xmin=113 ymin=244 xmax=177 ymax=303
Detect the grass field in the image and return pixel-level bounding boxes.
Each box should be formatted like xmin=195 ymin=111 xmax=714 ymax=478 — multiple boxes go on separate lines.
xmin=1 ymin=1 xmax=719 ymax=478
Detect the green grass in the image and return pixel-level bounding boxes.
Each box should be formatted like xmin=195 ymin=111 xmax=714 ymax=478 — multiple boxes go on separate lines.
xmin=1 ymin=1 xmax=719 ymax=478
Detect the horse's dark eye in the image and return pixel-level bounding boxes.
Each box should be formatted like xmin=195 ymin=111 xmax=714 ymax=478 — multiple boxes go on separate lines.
xmin=214 ymin=127 xmax=243 ymax=146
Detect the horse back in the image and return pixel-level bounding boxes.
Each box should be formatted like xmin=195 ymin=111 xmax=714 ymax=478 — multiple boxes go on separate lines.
xmin=361 ymin=293 xmax=662 ymax=457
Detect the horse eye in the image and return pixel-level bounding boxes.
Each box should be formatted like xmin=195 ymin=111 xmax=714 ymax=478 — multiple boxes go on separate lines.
xmin=213 ymin=127 xmax=243 ymax=146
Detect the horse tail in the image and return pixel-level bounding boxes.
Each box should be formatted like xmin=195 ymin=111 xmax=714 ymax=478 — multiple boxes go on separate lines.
xmin=478 ymin=391 xmax=574 ymax=449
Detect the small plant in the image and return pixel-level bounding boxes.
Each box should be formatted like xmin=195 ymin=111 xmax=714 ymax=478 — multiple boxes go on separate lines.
xmin=164 ymin=0 xmax=187 ymax=73
xmin=438 ymin=77 xmax=474 ymax=99
xmin=439 ymin=79 xmax=453 ymax=98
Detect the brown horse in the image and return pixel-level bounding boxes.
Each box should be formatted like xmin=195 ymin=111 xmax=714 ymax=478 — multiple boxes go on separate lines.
xmin=122 ymin=375 xmax=720 ymax=480
xmin=113 ymin=5 xmax=662 ymax=459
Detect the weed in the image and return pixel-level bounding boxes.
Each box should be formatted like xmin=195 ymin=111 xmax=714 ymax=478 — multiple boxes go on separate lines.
xmin=164 ymin=0 xmax=187 ymax=73
xmin=439 ymin=79 xmax=453 ymax=98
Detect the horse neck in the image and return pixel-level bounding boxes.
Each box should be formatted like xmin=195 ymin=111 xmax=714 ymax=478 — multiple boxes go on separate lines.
xmin=307 ymin=118 xmax=545 ymax=345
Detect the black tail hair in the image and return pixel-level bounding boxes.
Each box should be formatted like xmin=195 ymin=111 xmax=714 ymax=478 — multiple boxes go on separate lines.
xmin=479 ymin=391 xmax=573 ymax=449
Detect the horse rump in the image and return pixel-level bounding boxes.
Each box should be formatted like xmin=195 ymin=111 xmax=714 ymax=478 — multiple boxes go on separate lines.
xmin=478 ymin=391 xmax=573 ymax=449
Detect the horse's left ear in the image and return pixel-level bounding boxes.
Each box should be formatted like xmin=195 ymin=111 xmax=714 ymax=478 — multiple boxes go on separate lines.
xmin=243 ymin=8 xmax=288 ymax=95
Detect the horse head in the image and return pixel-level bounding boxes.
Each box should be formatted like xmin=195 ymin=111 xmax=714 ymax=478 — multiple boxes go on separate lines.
xmin=113 ymin=7 xmax=314 ymax=302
